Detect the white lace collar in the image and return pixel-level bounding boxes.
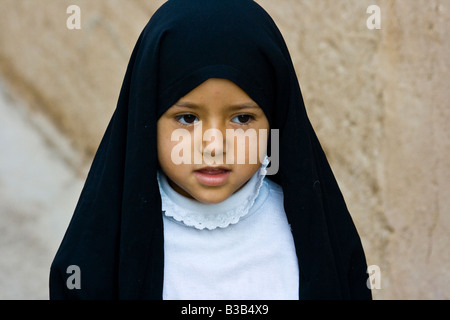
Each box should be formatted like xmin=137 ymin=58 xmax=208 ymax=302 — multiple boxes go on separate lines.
xmin=157 ymin=157 xmax=270 ymax=230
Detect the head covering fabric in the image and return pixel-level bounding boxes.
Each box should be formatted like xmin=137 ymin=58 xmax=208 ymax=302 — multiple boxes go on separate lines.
xmin=50 ymin=0 xmax=371 ymax=300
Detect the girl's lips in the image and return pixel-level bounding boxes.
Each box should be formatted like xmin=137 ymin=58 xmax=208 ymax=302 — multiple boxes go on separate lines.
xmin=194 ymin=167 xmax=231 ymax=186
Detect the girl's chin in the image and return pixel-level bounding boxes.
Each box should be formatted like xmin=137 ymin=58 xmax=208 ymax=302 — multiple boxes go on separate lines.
xmin=190 ymin=189 xmax=233 ymax=204
xmin=167 ymin=178 xmax=231 ymax=203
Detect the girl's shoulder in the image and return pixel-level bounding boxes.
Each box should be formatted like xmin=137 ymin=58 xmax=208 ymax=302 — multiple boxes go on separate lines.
xmin=252 ymin=177 xmax=291 ymax=230
xmin=263 ymin=177 xmax=283 ymax=196
xmin=258 ymin=177 xmax=284 ymax=211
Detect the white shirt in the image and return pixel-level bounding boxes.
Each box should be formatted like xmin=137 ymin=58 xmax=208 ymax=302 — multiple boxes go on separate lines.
xmin=158 ymin=168 xmax=299 ymax=300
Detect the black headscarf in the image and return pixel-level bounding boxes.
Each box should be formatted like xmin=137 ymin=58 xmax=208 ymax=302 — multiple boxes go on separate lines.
xmin=50 ymin=0 xmax=371 ymax=300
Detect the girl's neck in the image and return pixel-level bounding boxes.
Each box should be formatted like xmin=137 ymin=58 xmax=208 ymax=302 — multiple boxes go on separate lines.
xmin=157 ymin=158 xmax=269 ymax=230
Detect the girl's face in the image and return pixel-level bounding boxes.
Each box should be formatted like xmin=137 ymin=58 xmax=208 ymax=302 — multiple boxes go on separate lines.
xmin=157 ymin=78 xmax=269 ymax=204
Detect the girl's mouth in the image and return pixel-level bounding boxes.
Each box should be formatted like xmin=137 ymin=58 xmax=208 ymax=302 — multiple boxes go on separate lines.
xmin=194 ymin=167 xmax=231 ymax=186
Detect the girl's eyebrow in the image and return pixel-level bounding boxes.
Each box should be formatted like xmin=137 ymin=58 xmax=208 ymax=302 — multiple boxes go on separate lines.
xmin=228 ymin=103 xmax=261 ymax=111
xmin=173 ymin=101 xmax=260 ymax=110
xmin=173 ymin=101 xmax=199 ymax=109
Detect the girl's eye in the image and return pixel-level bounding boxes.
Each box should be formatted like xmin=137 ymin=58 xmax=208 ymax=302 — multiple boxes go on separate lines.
xmin=231 ymin=114 xmax=254 ymax=125
xmin=176 ymin=114 xmax=199 ymax=125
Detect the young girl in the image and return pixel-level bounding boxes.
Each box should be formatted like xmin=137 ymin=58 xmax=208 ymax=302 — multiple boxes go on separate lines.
xmin=50 ymin=0 xmax=371 ymax=300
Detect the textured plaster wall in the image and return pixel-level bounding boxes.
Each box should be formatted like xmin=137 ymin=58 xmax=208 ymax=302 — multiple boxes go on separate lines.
xmin=0 ymin=0 xmax=448 ymax=299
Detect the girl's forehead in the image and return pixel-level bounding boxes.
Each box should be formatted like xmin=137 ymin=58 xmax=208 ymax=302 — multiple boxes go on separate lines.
xmin=180 ymin=78 xmax=253 ymax=99
xmin=171 ymin=78 xmax=260 ymax=110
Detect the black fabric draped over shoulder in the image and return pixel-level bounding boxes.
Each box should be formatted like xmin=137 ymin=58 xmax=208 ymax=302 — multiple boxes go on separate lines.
xmin=50 ymin=0 xmax=372 ymax=300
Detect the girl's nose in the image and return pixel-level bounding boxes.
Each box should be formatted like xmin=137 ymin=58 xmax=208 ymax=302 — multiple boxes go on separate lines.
xmin=203 ymin=127 xmax=225 ymax=164
xmin=194 ymin=121 xmax=227 ymax=165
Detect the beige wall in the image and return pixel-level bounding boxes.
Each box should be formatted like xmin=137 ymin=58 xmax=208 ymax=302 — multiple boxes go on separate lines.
xmin=0 ymin=0 xmax=448 ymax=299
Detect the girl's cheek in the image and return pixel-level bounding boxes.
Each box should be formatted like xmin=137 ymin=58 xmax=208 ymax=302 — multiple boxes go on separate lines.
xmin=164 ymin=129 xmax=195 ymax=165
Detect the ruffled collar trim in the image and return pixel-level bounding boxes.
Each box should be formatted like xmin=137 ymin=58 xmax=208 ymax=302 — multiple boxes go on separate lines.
xmin=157 ymin=157 xmax=270 ymax=230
